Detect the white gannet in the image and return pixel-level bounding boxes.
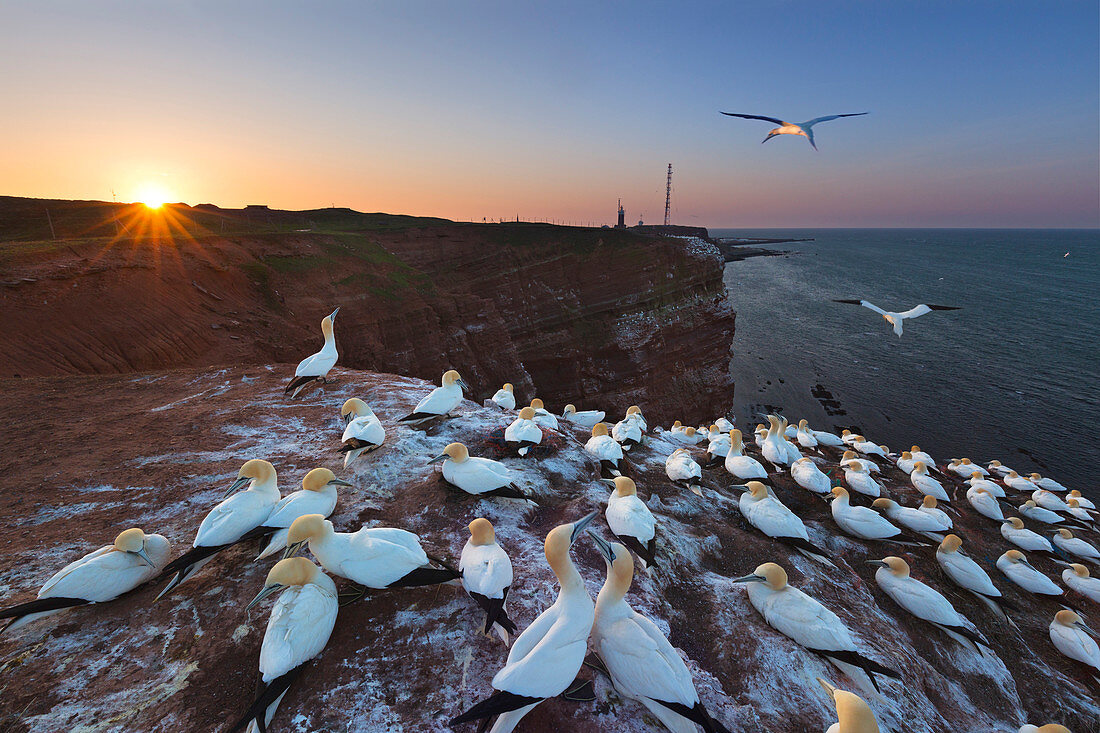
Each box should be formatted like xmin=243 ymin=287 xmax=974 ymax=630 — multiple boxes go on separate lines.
xmin=1032 ymin=490 xmax=1070 ymax=513
xmin=754 ymin=425 xmax=768 ymax=449
xmin=948 ymin=459 xmax=977 ymax=479
xmin=256 ymin=468 xmax=349 ymax=561
xmin=231 ymin=557 xmax=338 ymax=733
xmin=843 ymin=463 xmax=882 ymax=498
xmin=1000 ymin=518 xmax=1056 ymax=555
xmin=613 ymin=414 xmax=644 ymax=451
xmin=398 ymin=369 xmax=469 ymax=425
xmin=666 ymin=448 xmax=703 ymax=496
xmin=562 ymin=403 xmax=605 ymax=429
xmin=917 ymin=496 xmax=952 ymax=530
xmin=1049 ymin=609 xmax=1100 ymax=672
xmin=871 ymin=498 xmax=949 ymax=539
xmin=958 ymin=458 xmax=988 ymax=477
xmin=1030 ymin=473 xmax=1070 ymax=493
xmin=909 ymin=446 xmax=935 ymax=466
xmin=726 ymin=429 xmax=768 ymax=480
xmin=996 ymin=550 xmax=1063 ymax=600
xmin=1066 ymin=498 xmax=1097 ymax=524
xmin=1068 ymin=491 xmax=1096 ymax=510
xmin=829 ymin=488 xmax=905 ymax=542
xmin=588 ymin=533 xmax=732 ymax=733
xmin=910 ymin=462 xmax=949 ymax=501
xmin=529 ymin=398 xmax=559 ymax=431
xmin=840 ymin=451 xmax=880 ymax=474
xmin=987 ymin=460 xmax=1014 ymax=477
xmin=604 ymin=477 xmax=658 ymax=568
xmin=817 ymin=677 xmax=882 ymax=733
xmin=851 ymin=440 xmax=887 ymax=459
xmin=505 ymin=407 xmax=543 ymax=457
xmin=762 ymin=416 xmax=794 ymax=467
xmin=339 ymin=398 xmax=385 ymax=468
xmin=832 ymin=299 xmax=961 ymax=337
xmin=715 ymin=417 xmax=735 ymax=433
xmin=736 ymin=482 xmax=833 ymax=566
xmin=284 ymin=308 xmax=339 ymax=399
xmin=777 ymin=417 xmax=804 ymax=462
xmin=429 ymin=443 xmax=529 ymax=500
xmin=795 ymin=419 xmax=819 ymax=449
xmin=1052 ymin=529 xmax=1100 ymax=565
xmin=669 ymin=420 xmax=685 ymax=435
xmin=936 ymin=534 xmax=1015 ymax=622
xmin=812 ymin=427 xmax=846 ymax=448
xmin=624 ymin=405 xmax=648 ymax=432
xmin=460 ymin=518 xmax=517 ymax=642
xmin=731 ymin=563 xmax=899 ymax=694
xmin=586 ymin=423 xmax=625 ymax=478
xmin=869 ymin=556 xmax=989 ymax=650
xmin=967 ymin=487 xmax=1005 ymax=522
xmin=705 ymin=425 xmax=734 ymax=466
xmin=1019 ymin=500 xmax=1065 ymax=525
xmin=840 ymin=430 xmax=859 ymax=446
xmin=284 ymin=514 xmax=460 ymax=589
xmin=791 ymin=457 xmax=832 ymax=494
xmin=491 ymin=383 xmax=516 ymax=410
xmin=676 ymin=426 xmax=704 ymax=445
xmin=1004 ymin=471 xmax=1040 ymax=493
xmin=1 ymin=528 xmax=169 ymax=634
xmin=1062 ymin=564 xmax=1100 ymax=603
xmin=1018 ymin=725 xmax=1073 ymax=733
xmin=895 ymin=452 xmax=917 ymax=474
xmin=967 ymin=473 xmax=1006 ymax=498
xmin=721 ymin=111 xmax=868 ymax=150
xmin=450 ymin=513 xmax=598 ymax=732
xmin=156 ymin=459 xmax=281 ymax=598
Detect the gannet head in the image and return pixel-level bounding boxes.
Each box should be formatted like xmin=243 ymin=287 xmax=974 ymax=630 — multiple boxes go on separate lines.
xmin=798 ymin=419 xmax=809 ymax=429
xmin=672 ymin=420 xmax=683 ymax=429
xmin=1002 ymin=549 xmax=1037 ymax=571
xmin=586 ymin=532 xmax=633 ymax=591
xmin=225 ymin=459 xmax=276 ymax=498
xmin=731 ymin=562 xmax=788 ymax=590
xmin=1068 ymin=563 xmax=1090 ymax=578
xmin=544 ymin=511 xmax=599 ymax=573
xmin=1054 ymin=609 xmax=1097 ymax=638
xmin=1007 ymin=470 xmax=1020 ymax=478
xmin=842 ymin=429 xmax=853 ymax=437
xmin=428 ymin=442 xmax=469 ymax=464
xmin=1029 ymin=473 xmax=1043 ymax=481
xmin=989 ymin=460 xmax=1002 ymax=467
xmin=921 ymin=496 xmax=938 ymax=509
xmin=830 ymin=486 xmax=850 ymax=502
xmin=340 ymin=398 xmax=371 ymax=422
xmin=1069 ymin=490 xmax=1083 ymax=498
xmin=744 ymin=481 xmax=769 ymax=499
xmin=113 ymin=528 xmax=157 ymax=567
xmin=284 ymin=514 xmax=330 ymax=558
xmin=911 ymin=445 xmax=921 ymax=453
xmin=519 ymin=407 xmax=536 ymax=420
xmin=730 ymin=428 xmax=744 ymax=444
xmin=563 ymin=404 xmax=577 ymax=415
xmin=970 ymin=471 xmax=983 ymax=480
xmin=1067 ymin=498 xmax=1081 ymax=508
xmin=708 ymin=424 xmax=720 ymax=436
xmin=871 ymin=498 xmax=895 ymax=510
xmin=817 ymin=678 xmax=880 ymax=733
xmin=847 ymin=462 xmax=865 ymax=473
xmin=867 ymin=556 xmax=909 ymax=577
xmin=1023 ymin=500 xmax=1039 ymax=509
xmin=961 ymin=458 xmax=973 ymax=466
xmin=1006 ymin=517 xmax=1026 ymax=530
xmin=442 ymin=369 xmax=469 ymax=391
xmin=530 ymin=398 xmax=545 ymax=410
xmin=592 ymin=422 xmax=609 ymax=437
xmin=321 ymin=308 xmax=338 ymax=335
xmin=626 ymin=405 xmax=642 ymax=416
xmin=247 ymin=557 xmax=323 ymax=610
xmin=1056 ymin=528 xmax=1073 ymax=539
xmin=901 ymin=451 xmax=912 ymax=459
xmin=685 ymin=427 xmax=697 ymax=437
xmin=940 ymin=534 xmax=963 ymax=553
xmin=468 ymin=517 xmax=496 ymax=546
xmin=610 ymin=476 xmax=638 ymax=497
xmin=302 ymin=467 xmax=352 ymax=492
xmin=502 ymin=382 xmax=513 ymax=393
xmin=842 ymin=450 xmax=857 ymax=461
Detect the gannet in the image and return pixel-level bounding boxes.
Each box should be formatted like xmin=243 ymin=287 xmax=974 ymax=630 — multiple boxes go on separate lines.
xmin=284 ymin=308 xmax=339 ymax=398
xmin=1032 ymin=490 xmax=1071 ymax=513
xmin=829 ymin=488 xmax=905 ymax=542
xmin=871 ymin=498 xmax=949 ymax=539
xmin=895 ymin=452 xmax=917 ymax=474
xmin=705 ymin=425 xmax=734 ymax=466
xmin=917 ymin=496 xmax=952 ymax=529
xmin=450 ymin=512 xmax=598 ymax=732
xmin=731 ymin=563 xmax=899 ymax=693
xmin=562 ymin=403 xmax=605 ymax=429
xmin=840 ymin=451 xmax=879 ymax=474
xmin=843 ymin=463 xmax=882 ymax=498
xmin=1030 ymin=474 xmax=1070 ymax=493
xmin=624 ymin=405 xmax=648 ymax=432
xmin=429 ymin=443 xmax=528 ymax=500
xmin=997 ymin=550 xmax=1063 ymax=600
xmin=230 ymin=558 xmax=337 ymax=733
xmin=812 ymin=428 xmax=846 ymax=448
xmin=721 ymin=111 xmax=868 ymax=150
xmin=604 ymin=477 xmax=657 ymax=568
xmin=909 ymin=446 xmax=935 ymax=466
xmin=1 ymin=528 xmax=169 ymax=634
xmin=491 ymin=383 xmax=516 ymax=410
xmin=1049 ymin=609 xmax=1100 ymax=672
xmin=1019 ymin=500 xmax=1066 ymax=525
xmin=588 ymin=533 xmax=732 ymax=733
xmin=795 ymin=419 xmax=819 ymax=449
xmin=1066 ymin=498 xmax=1097 ymax=524
xmin=156 ymin=459 xmax=281 ymax=598
xmin=1052 ymin=529 xmax=1100 ymax=565
xmin=910 ymin=462 xmax=949 ymax=501
xmin=851 ymin=440 xmax=887 ymax=459
xmin=1062 ymin=564 xmax=1100 ymax=603
xmin=529 ymin=398 xmax=559 ymax=430
xmin=754 ymin=425 xmax=768 ymax=449
xmin=987 ymin=460 xmax=1014 ymax=477
xmin=841 ymin=430 xmax=860 ymax=446
xmin=666 ymin=449 xmax=704 ymax=496
xmin=398 ymin=369 xmax=469 ymax=425
xmin=677 ymin=426 xmax=704 ymax=445
xmin=790 ymin=457 xmax=832 ymax=494
xmin=817 ymin=678 xmax=881 ymax=733
xmin=1019 ymin=725 xmax=1073 ymax=733
xmin=936 ymin=534 xmax=1015 ymax=622
xmin=868 ymin=556 xmax=989 ymax=650
xmin=670 ymin=420 xmax=685 ymax=434
xmin=762 ymin=416 xmax=794 ymax=467
xmin=586 ymin=423 xmax=625 ymax=477
xmin=339 ymin=398 xmax=385 ymax=468
xmin=460 ymin=518 xmax=517 ymax=642
xmin=726 ymin=429 xmax=768 ymax=480
xmin=505 ymin=407 xmax=543 ymax=457
xmin=1068 ymin=491 xmax=1096 ymax=510
xmin=833 ymin=299 xmax=960 ymax=337
xmin=737 ymin=482 xmax=834 ymax=566
xmin=967 ymin=487 xmax=1005 ymax=522
xmin=715 ymin=417 xmax=735 ymax=433
xmin=777 ymin=417 xmax=804 ymax=461
xmin=967 ymin=473 xmax=1006 ymax=498
xmin=1000 ymin=518 xmax=1056 ymax=555
xmin=948 ymin=459 xmax=981 ymax=479
xmin=958 ymin=458 xmax=988 ymax=477
xmin=284 ymin=514 xmax=459 ymax=589
xmin=1004 ymin=471 xmax=1040 ymax=493
xmin=613 ymin=414 xmax=644 ymax=451
xmin=256 ymin=468 xmax=350 ymax=561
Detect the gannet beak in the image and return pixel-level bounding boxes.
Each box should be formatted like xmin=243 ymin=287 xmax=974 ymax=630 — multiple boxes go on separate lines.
xmin=328 ymin=479 xmax=354 ymax=488
xmin=458 ymin=378 xmax=471 ymax=393
xmin=246 ymin=583 xmax=284 ymax=612
xmin=343 ymin=413 xmax=354 ymax=426
xmin=282 ymin=541 xmax=306 ymax=560
xmin=223 ymin=475 xmax=251 ymax=499
xmin=729 ymin=484 xmax=751 ymax=493
xmin=731 ymin=573 xmax=765 ymax=584
xmin=427 ymin=453 xmax=448 ymax=464
xmin=816 ymin=677 xmax=838 ymax=701
xmin=329 ymin=307 xmax=340 ymax=320
xmin=1051 ymin=559 xmax=1073 ymax=567
xmin=133 ymin=546 xmax=156 ymax=568
xmin=569 ymin=511 xmax=599 ymax=545
xmin=1021 ymin=558 xmax=1038 ymax=572
xmin=585 ymin=530 xmax=616 ymax=563
xmin=865 ymin=559 xmax=889 ymax=568
xmin=1076 ymin=620 xmax=1100 ymax=639
xmin=598 ymin=478 xmax=617 ymax=487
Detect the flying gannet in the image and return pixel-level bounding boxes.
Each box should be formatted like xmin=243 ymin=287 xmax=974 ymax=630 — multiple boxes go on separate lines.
xmin=666 ymin=448 xmax=704 ymax=496
xmin=817 ymin=677 xmax=881 ymax=733
xmin=460 ymin=518 xmax=517 ymax=642
xmin=562 ymin=403 xmax=605 ymax=429
xmin=1052 ymin=529 xmax=1100 ymax=565
xmin=910 ymin=462 xmax=949 ymax=502
xmin=735 ymin=482 xmax=834 ymax=566
xmin=505 ymin=407 xmax=543 ymax=457
xmin=339 ymin=398 xmax=385 ymax=468
xmin=1 ymin=528 xmax=169 ymax=634
xmin=790 ymin=457 xmax=832 ymax=494
xmin=450 ymin=512 xmax=598 ymax=732
xmin=604 ymin=477 xmax=658 ymax=568
xmin=586 ymin=423 xmax=625 ymax=478
xmin=429 ymin=443 xmax=529 ymax=500
xmin=284 ymin=308 xmax=340 ymax=398
xmin=726 ymin=429 xmax=769 ymax=480
xmin=936 ymin=534 xmax=1016 ymax=624
xmin=491 ymin=383 xmax=516 ymax=410
xmin=230 ymin=558 xmax=338 ymax=733
xmin=397 ymin=369 xmax=469 ymax=425
xmin=256 ymin=468 xmax=351 ymax=561
xmin=720 ymin=111 xmax=868 ymax=150
xmin=833 ymin=300 xmax=960 ymax=337
xmin=529 ymin=399 xmax=559 ymax=431
xmin=1048 ymin=609 xmax=1100 ymax=672
xmin=1062 ymin=564 xmax=1100 ymax=603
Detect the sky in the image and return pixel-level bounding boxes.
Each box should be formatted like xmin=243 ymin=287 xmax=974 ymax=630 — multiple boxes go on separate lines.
xmin=1 ymin=1 xmax=1097 ymax=228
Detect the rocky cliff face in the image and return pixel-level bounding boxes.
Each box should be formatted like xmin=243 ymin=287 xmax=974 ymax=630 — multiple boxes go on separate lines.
xmin=0 ymin=367 xmax=1095 ymax=732
xmin=0 ymin=198 xmax=734 ymax=426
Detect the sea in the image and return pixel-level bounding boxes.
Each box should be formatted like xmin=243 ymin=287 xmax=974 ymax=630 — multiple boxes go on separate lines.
xmin=713 ymin=228 xmax=1100 ymax=494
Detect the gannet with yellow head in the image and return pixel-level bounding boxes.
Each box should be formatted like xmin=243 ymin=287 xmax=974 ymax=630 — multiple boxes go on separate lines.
xmin=704 ymin=424 xmax=734 ymax=467
xmin=726 ymin=429 xmax=769 ymax=480
xmin=840 ymin=450 xmax=880 ymax=474
xmin=665 ymin=448 xmax=703 ymax=496
xmin=790 ymin=456 xmax=831 ymax=494
xmin=1030 ymin=473 xmax=1070 ymax=493
xmin=1003 ymin=470 xmax=1041 ymax=493
xmin=736 ymin=482 xmax=834 ymax=566
xmin=895 ymin=451 xmax=917 ymax=474
xmin=528 ymin=398 xmax=559 ymax=430
xmin=339 ymin=398 xmax=385 ymax=468
xmin=967 ymin=486 xmax=1005 ymax=522
xmin=761 ymin=415 xmax=794 ymax=467
xmin=850 ymin=438 xmax=887 ymax=459
xmin=428 ymin=442 xmax=529 ymax=500
xmin=996 ymin=550 xmax=1063 ymax=599
xmin=917 ymin=496 xmax=952 ymax=529
xmin=1018 ymin=725 xmax=1073 ymax=733
xmin=871 ymin=497 xmax=949 ymax=538
xmin=795 ymin=419 xmax=819 ymax=448
xmin=907 ymin=446 xmax=934 ymax=466
xmin=967 ymin=472 xmax=1006 ymax=498
xmin=817 ymin=678 xmax=880 ymax=733
xmin=828 ymin=487 xmax=905 ymax=542
xmin=1051 ymin=529 xmax=1100 ymax=565
xmin=255 ymin=468 xmax=351 ymax=561
xmin=603 ymin=477 xmax=657 ymax=568
xmin=986 ymin=459 xmax=1014 ymax=477
xmin=1031 ymin=489 xmax=1071 ymax=513
xmin=1019 ymin=500 xmax=1066 ymax=526
xmin=585 ymin=422 xmax=625 ymax=478
xmin=284 ymin=308 xmax=340 ymax=399
xmin=810 ymin=425 xmax=846 ymax=447
xmin=935 ymin=534 xmax=1016 ymax=624
xmin=1000 ymin=517 xmax=1057 ymax=556
xmin=832 ymin=298 xmax=960 ymax=337
xmin=397 ymin=369 xmax=469 ymax=425
xmin=459 ymin=518 xmax=517 ymax=642
xmin=1048 ymin=609 xmax=1100 ymax=672
xmin=1061 ymin=563 xmax=1100 ymax=603
xmin=623 ymin=405 xmax=647 ymax=432
xmin=505 ymin=407 xmax=543 ymax=457
xmin=561 ymin=403 xmax=605 ymax=429
xmin=842 ymin=462 xmax=882 ymax=498
xmin=910 ymin=461 xmax=949 ymax=502
xmin=1068 ymin=490 xmax=1096 ymax=510
xmin=1065 ymin=498 xmax=1097 ymax=524
xmin=491 ymin=382 xmax=516 ymax=410
xmin=613 ymin=410 xmax=644 ymax=451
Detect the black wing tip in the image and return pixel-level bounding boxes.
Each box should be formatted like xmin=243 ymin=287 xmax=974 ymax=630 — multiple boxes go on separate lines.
xmin=928 ymin=305 xmax=962 ymax=311
xmin=449 ymin=691 xmax=541 ymax=726
xmin=833 ymin=299 xmax=862 ymax=305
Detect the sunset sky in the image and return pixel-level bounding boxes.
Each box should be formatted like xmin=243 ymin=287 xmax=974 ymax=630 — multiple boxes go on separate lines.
xmin=1 ymin=1 xmax=1097 ymax=228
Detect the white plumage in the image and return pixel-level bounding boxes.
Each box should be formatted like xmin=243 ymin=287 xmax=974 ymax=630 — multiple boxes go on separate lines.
xmin=256 ymin=468 xmax=345 ymax=561
xmin=562 ymin=404 xmax=605 ymax=429
xmin=605 ymin=478 xmax=657 ymax=568
xmin=1000 ymin=518 xmax=1055 ymax=554
xmin=936 ymin=536 xmax=1002 ymax=598
xmin=829 ymin=488 xmax=902 ymax=540
xmin=843 ymin=464 xmax=882 ymax=498
xmin=399 ymin=370 xmax=467 ymax=423
xmin=460 ymin=519 xmax=515 ymax=640
xmin=340 ymin=399 xmax=385 ymax=468
xmin=665 ymin=449 xmax=703 ymax=495
xmin=1052 ymin=530 xmax=1100 ymax=564
xmin=285 ymin=309 xmax=339 ymax=397
xmin=967 ymin=487 xmax=1004 ymax=521
xmin=790 ymin=457 xmax=831 ymax=494
xmin=613 ymin=419 xmax=644 ymax=450
xmin=811 ymin=428 xmax=845 ymax=447
xmin=1062 ymin=565 xmax=1100 ymax=603
xmin=833 ymin=299 xmax=958 ymax=337
xmin=967 ymin=475 xmax=1005 ymax=498
xmin=1003 ymin=471 xmax=1040 ymax=493
xmin=996 ymin=551 xmax=1061 ymax=597
xmin=491 ymin=384 xmax=516 ymax=410
xmin=872 ymin=557 xmax=986 ymax=649
xmin=1031 ymin=490 xmax=1070 ymax=512
xmin=725 ymin=430 xmax=768 ymax=480
xmin=872 ymin=498 xmax=949 ymax=536
xmin=505 ymin=408 xmax=543 ymax=457
xmin=1019 ymin=501 xmax=1064 ymax=525
xmin=1049 ymin=610 xmax=1100 ymax=672
xmin=432 ymin=444 xmax=521 ymax=498
xmin=910 ymin=463 xmax=949 ymax=501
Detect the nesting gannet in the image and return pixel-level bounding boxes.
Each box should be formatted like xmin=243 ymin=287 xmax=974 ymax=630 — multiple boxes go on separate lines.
xmin=562 ymin=403 xmax=605 ymax=429
xmin=157 ymin=459 xmax=282 ymax=598
xmin=762 ymin=416 xmax=795 ymax=467
xmin=987 ymin=460 xmax=1014 ymax=477
xmin=784 ymin=421 xmax=799 ymax=439
xmin=793 ymin=420 xmax=819 ymax=449
xmin=731 ymin=563 xmax=899 ymax=693
xmin=1 ymin=528 xmax=169 ymax=634
xmin=721 ymin=111 xmax=868 ymax=150
xmin=910 ymin=462 xmax=949 ymax=501
xmin=1052 ymin=529 xmax=1100 ymax=565
xmin=736 ymin=482 xmax=833 ymax=566
xmin=754 ymin=425 xmax=768 ymax=450
xmin=967 ymin=487 xmax=1005 ymax=522
xmin=871 ymin=498 xmax=949 ymax=539
xmin=704 ymin=425 xmax=734 ymax=466
xmin=908 ymin=446 xmax=935 ymax=466
xmin=967 ymin=473 xmax=1006 ymax=498
xmin=450 ymin=513 xmax=598 ymax=732
xmin=604 ymin=477 xmax=657 ymax=568
xmin=284 ymin=308 xmax=339 ymax=398
xmin=843 ymin=463 xmax=882 ymax=498
xmin=429 ymin=443 xmax=528 ymax=500
xmin=936 ymin=535 xmax=1015 ymax=622
xmin=869 ymin=556 xmax=989 ymax=650
xmin=1049 ymin=609 xmax=1100 ymax=672
xmin=1062 ymin=564 xmax=1100 ymax=603
xmin=587 ymin=533 xmax=732 ymax=733
xmin=817 ymin=678 xmax=881 ymax=733
xmin=840 ymin=430 xmax=859 ymax=446
xmin=669 ymin=420 xmax=685 ymax=435
xmin=1032 ymin=490 xmax=1071 ymax=513
xmin=339 ymin=398 xmax=385 ymax=468
xmin=833 ymin=299 xmax=960 ymax=337
xmin=790 ymin=457 xmax=832 ymax=495
xmin=811 ymin=428 xmax=846 ymax=448
xmin=284 ymin=514 xmax=459 ymax=588
xmin=1019 ymin=500 xmax=1066 ymax=525
xmin=917 ymin=496 xmax=952 ymax=529
xmin=777 ymin=417 xmax=804 ymax=462
xmin=997 ymin=550 xmax=1063 ymax=600
xmin=460 ymin=518 xmax=517 ymax=642
xmin=491 ymin=383 xmax=516 ymax=410
xmin=613 ymin=414 xmax=644 ymax=451
xmin=666 ymin=449 xmax=704 ymax=496
xmin=1066 ymin=498 xmax=1097 ymax=524
xmin=677 ymin=426 xmax=705 ymax=445
xmin=230 ymin=558 xmax=337 ymax=733
xmin=958 ymin=458 xmax=988 ymax=477
xmin=829 ymin=488 xmax=905 ymax=542
xmin=726 ymin=429 xmax=768 ymax=480
xmin=256 ymin=468 xmax=350 ymax=561
xmin=715 ymin=417 xmax=735 ymax=433
xmin=586 ymin=423 xmax=625 ymax=478
xmin=840 ymin=451 xmax=879 ymax=474
xmin=851 ymin=440 xmax=887 ymax=459
xmin=1068 ymin=491 xmax=1096 ymax=510
xmin=528 ymin=399 xmax=559 ymax=431
xmin=895 ymin=452 xmax=917 ymax=474
xmin=1030 ymin=474 xmax=1070 ymax=493
xmin=1004 ymin=471 xmax=1040 ymax=493
xmin=1000 ymin=518 xmax=1056 ymax=555
xmin=505 ymin=407 xmax=543 ymax=457
xmin=398 ymin=369 xmax=469 ymax=425
xmin=624 ymin=405 xmax=648 ymax=432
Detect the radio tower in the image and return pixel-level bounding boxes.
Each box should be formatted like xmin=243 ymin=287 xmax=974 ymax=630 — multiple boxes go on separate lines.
xmin=663 ymin=163 xmax=672 ymax=226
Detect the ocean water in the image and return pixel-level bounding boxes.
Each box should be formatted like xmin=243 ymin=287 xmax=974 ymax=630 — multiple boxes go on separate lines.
xmin=714 ymin=228 xmax=1100 ymax=492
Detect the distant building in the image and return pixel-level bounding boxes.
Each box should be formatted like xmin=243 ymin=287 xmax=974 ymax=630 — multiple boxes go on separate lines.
xmin=615 ymin=199 xmax=625 ymax=229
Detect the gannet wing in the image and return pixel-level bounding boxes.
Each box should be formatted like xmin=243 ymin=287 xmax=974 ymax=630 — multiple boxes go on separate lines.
xmin=801 ymin=113 xmax=868 ymax=128
xmin=598 ymin=615 xmax=697 ymax=706
xmin=258 ymin=585 xmax=338 ymax=680
xmin=833 ymin=299 xmax=887 ymax=316
xmin=38 ymin=545 xmax=113 ymax=596
xmin=720 ymin=112 xmax=786 ymax=125
xmin=196 ymin=491 xmax=275 ymax=547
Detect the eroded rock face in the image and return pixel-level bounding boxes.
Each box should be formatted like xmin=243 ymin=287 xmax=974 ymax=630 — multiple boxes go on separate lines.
xmin=0 ymin=367 xmax=1095 ymax=732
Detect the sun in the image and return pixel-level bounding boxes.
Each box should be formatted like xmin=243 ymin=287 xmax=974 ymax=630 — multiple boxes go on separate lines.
xmin=135 ymin=183 xmax=172 ymax=209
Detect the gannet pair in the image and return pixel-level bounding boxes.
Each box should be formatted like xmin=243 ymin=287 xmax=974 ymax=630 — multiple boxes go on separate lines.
xmin=790 ymin=457 xmax=832 ymax=494
xmin=908 ymin=446 xmax=935 ymax=466
xmin=256 ymin=468 xmax=350 ymax=561
xmin=460 ymin=519 xmax=517 ymax=642
xmin=339 ymin=398 xmax=385 ymax=468
xmin=491 ymin=383 xmax=516 ymax=410
xmin=829 ymin=488 xmax=906 ymax=543
xmin=284 ymin=308 xmax=339 ymax=399
xmin=666 ymin=449 xmax=703 ymax=496
xmin=586 ymin=423 xmax=625 ymax=478
xmin=948 ymin=458 xmax=988 ymax=478
xmin=840 ymin=451 xmax=879 ymax=474
xmin=726 ymin=429 xmax=768 ymax=480
xmin=429 ymin=443 xmax=529 ymax=500
xmin=895 ymin=452 xmax=918 ymax=474
xmin=505 ymin=407 xmax=543 ymax=456
xmin=936 ymin=534 xmax=1016 ymax=623
xmin=1049 ymin=609 xmax=1100 ymax=672
xmin=910 ymin=462 xmax=949 ymax=501
xmin=398 ymin=369 xmax=469 ymax=425
xmin=735 ymin=482 xmax=833 ymax=566
xmin=562 ymin=403 xmax=605 ymax=429
xmin=967 ymin=473 xmax=1005 ymax=498
xmin=762 ymin=416 xmax=799 ymax=467
xmin=720 ymin=111 xmax=868 ymax=150
xmin=1 ymin=528 xmax=169 ymax=634
xmin=1003 ymin=471 xmax=1041 ymax=493
xmin=604 ymin=477 xmax=658 ymax=568
xmin=794 ymin=419 xmax=819 ymax=448
xmin=833 ymin=299 xmax=960 ymax=337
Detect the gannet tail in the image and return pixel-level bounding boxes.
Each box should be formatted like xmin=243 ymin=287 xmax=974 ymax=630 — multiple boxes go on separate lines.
xmin=450 ymin=691 xmax=542 ymax=728
xmin=0 ymin=596 xmax=90 ymax=635
xmin=230 ymin=665 xmax=304 ymax=732
xmin=618 ymin=534 xmax=658 ymax=569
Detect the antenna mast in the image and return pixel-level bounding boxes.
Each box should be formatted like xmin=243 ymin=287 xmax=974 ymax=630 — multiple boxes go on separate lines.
xmin=663 ymin=163 xmax=672 ymax=226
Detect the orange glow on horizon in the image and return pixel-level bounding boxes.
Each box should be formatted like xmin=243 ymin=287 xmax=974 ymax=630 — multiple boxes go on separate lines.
xmin=135 ymin=183 xmax=172 ymax=210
